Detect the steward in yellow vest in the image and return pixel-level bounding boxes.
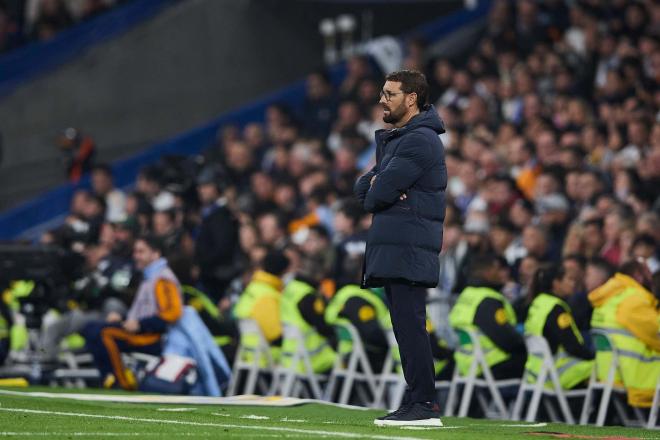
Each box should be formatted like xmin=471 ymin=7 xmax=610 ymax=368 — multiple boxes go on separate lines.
xmin=281 ymin=275 xmax=337 ymax=374
xmin=325 ymin=283 xmax=391 ymax=372
xmin=234 ymin=251 xmax=290 ymax=366
xmin=449 ymin=255 xmax=526 ymax=379
xmin=524 ymin=264 xmax=594 ymax=389
xmin=588 ymin=260 xmax=660 ymax=408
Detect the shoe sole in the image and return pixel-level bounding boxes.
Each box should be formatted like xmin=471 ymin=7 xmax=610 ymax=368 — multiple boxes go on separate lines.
xmin=374 ymin=418 xmax=443 ymax=427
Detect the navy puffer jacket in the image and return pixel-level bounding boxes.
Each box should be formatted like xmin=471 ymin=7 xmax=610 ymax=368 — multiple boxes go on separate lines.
xmin=354 ymin=105 xmax=447 ymax=288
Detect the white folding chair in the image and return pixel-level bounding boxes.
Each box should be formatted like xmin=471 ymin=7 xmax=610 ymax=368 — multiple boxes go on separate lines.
xmin=579 ymin=329 xmax=646 ymax=427
xmin=445 ymin=328 xmax=519 ymax=419
xmin=647 ymin=375 xmax=660 ymax=429
xmin=227 ymin=319 xmax=275 ymax=396
xmin=512 ymin=335 xmax=587 ymax=424
xmin=371 ymin=329 xmax=407 ymax=410
xmin=269 ymin=323 xmax=326 ymax=400
xmin=323 ymin=323 xmax=378 ymax=406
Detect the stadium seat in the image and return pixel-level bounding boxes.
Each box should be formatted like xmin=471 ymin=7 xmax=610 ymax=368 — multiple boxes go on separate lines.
xmin=371 ymin=329 xmax=406 ymax=410
xmin=445 ymin=328 xmax=519 ymax=419
xmin=323 ymin=323 xmax=378 ymax=406
xmin=227 ymin=319 xmax=275 ymax=396
xmin=579 ymin=330 xmax=646 ymax=427
xmin=512 ymin=335 xmax=587 ymax=424
xmin=269 ymin=324 xmax=326 ymax=400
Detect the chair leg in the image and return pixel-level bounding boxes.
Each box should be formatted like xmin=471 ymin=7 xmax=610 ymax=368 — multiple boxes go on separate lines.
xmin=244 ymin=366 xmax=259 ymax=395
xmin=544 ymin=398 xmax=560 ymax=422
xmin=579 ymin=369 xmax=597 ymax=425
xmin=596 ymin=378 xmax=614 ymax=426
xmin=323 ymin=365 xmax=340 ymax=402
xmin=512 ymin=373 xmax=528 ymax=421
xmin=549 ymin=366 xmax=574 ymax=424
xmin=648 ymin=384 xmax=660 ymax=429
xmin=227 ymin=368 xmax=241 ymax=396
xmin=445 ymin=369 xmax=460 ymax=417
xmin=526 ymin=365 xmax=546 ymax=423
xmin=339 ymin=353 xmax=359 ymax=405
xmin=458 ymin=360 xmax=479 ymax=418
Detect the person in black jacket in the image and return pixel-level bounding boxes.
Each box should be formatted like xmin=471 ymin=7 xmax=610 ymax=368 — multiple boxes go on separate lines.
xmin=195 ymin=165 xmax=241 ymax=301
xmin=354 ymin=70 xmax=447 ymax=427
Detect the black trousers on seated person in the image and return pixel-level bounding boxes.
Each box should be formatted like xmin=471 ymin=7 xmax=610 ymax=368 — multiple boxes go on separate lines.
xmin=490 ymin=352 xmax=526 ymax=380
xmin=385 ymin=282 xmax=436 ymax=404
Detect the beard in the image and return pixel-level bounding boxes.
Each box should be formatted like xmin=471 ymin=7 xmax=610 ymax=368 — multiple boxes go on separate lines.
xmin=382 ymin=103 xmax=405 ymax=124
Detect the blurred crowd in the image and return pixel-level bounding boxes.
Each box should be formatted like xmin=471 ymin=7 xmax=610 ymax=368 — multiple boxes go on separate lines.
xmin=4 ymin=0 xmax=654 ymax=400
xmin=0 ymin=0 xmax=131 ymax=53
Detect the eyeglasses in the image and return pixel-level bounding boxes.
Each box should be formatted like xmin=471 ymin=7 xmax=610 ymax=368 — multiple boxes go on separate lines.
xmin=380 ymin=90 xmax=404 ymax=102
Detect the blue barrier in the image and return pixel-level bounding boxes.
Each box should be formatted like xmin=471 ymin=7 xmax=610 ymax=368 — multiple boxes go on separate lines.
xmin=0 ymin=0 xmax=176 ymax=99
xmin=0 ymin=0 xmax=491 ymax=240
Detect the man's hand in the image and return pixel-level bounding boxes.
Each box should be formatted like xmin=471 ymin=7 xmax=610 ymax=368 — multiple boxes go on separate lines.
xmin=399 ymin=193 xmax=407 ymax=201
xmin=122 ymin=319 xmax=140 ymax=333
xmin=106 ymin=312 xmax=122 ymax=323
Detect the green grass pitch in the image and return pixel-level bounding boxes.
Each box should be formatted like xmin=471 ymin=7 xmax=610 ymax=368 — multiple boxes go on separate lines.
xmin=0 ymin=388 xmax=658 ymax=439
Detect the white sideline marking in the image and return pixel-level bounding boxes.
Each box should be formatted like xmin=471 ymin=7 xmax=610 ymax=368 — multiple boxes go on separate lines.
xmin=280 ymin=417 xmax=306 ymax=423
xmin=401 ymin=426 xmax=462 ymax=430
xmin=211 ymin=412 xmax=230 ymax=417
xmin=498 ymin=423 xmax=547 ymax=427
xmin=240 ymin=414 xmax=270 ymax=420
xmin=0 ymin=433 xmax=307 ymax=438
xmin=0 ymin=408 xmax=427 ymax=440
xmin=157 ymin=408 xmax=197 ymax=412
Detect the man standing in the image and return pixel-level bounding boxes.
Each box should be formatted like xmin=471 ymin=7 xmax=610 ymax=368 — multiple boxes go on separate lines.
xmin=354 ymin=70 xmax=447 ymax=427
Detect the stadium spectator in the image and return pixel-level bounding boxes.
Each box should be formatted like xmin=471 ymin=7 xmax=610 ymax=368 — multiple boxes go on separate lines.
xmin=91 ymin=163 xmax=126 ymax=223
xmin=451 ymin=255 xmax=526 ymax=381
xmin=234 ymin=249 xmax=290 ymax=366
xmin=194 ymin=165 xmax=241 ymax=301
xmin=82 ymin=234 xmax=183 ymax=390
xmin=589 ymin=260 xmax=660 ymax=408
xmin=524 ymin=263 xmax=594 ymax=389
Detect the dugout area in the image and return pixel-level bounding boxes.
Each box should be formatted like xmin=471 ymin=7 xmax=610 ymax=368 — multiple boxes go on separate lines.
xmin=0 ymin=387 xmax=657 ymax=439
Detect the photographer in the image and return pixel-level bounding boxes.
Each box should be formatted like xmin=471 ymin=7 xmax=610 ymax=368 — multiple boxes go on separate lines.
xmin=39 ymin=219 xmax=137 ymax=363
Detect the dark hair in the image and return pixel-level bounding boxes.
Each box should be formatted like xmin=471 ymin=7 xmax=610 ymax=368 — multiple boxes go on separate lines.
xmin=563 ymin=254 xmax=586 ymax=269
xmin=468 ymin=253 xmax=505 ymax=279
xmin=136 ymin=233 xmax=164 ymax=255
xmin=262 ymin=249 xmax=290 ymax=276
xmin=91 ymin=163 xmax=112 ymax=176
xmin=530 ymin=263 xmax=566 ymax=298
xmin=385 ymin=70 xmax=429 ymax=111
xmin=587 ymin=257 xmax=615 ymax=279
xmin=632 ymin=234 xmax=656 ymax=249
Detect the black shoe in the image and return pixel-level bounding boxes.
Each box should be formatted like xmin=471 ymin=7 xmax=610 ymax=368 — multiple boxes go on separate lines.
xmin=374 ymin=402 xmax=443 ymax=427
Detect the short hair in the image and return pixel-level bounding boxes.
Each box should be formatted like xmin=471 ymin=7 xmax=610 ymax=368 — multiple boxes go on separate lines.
xmin=136 ymin=233 xmax=164 ymax=255
xmin=619 ymin=260 xmax=648 ymax=278
xmin=385 ymin=70 xmax=429 ymax=111
xmin=468 ymin=254 xmax=505 ymax=278
xmin=587 ymin=257 xmax=615 ymax=279
xmin=632 ymin=234 xmax=656 ymax=249
xmin=91 ymin=163 xmax=112 ymax=176
xmin=262 ymin=249 xmax=290 ymax=276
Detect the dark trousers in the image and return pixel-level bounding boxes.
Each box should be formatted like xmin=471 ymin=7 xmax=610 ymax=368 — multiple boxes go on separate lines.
xmin=385 ymin=282 xmax=436 ymax=404
xmin=82 ymin=321 xmax=162 ymax=390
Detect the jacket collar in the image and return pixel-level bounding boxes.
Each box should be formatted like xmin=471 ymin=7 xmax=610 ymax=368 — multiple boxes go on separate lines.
xmin=143 ymin=257 xmax=168 ymax=280
xmin=252 ymin=270 xmax=284 ymax=291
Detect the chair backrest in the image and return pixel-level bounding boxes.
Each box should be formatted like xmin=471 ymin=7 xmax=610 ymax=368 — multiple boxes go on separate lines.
xmin=524 ymin=335 xmax=554 ymax=363
xmin=456 ymin=328 xmax=485 ymax=357
xmin=591 ymin=329 xmax=613 ymax=352
xmin=237 ymin=319 xmax=273 ymax=365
